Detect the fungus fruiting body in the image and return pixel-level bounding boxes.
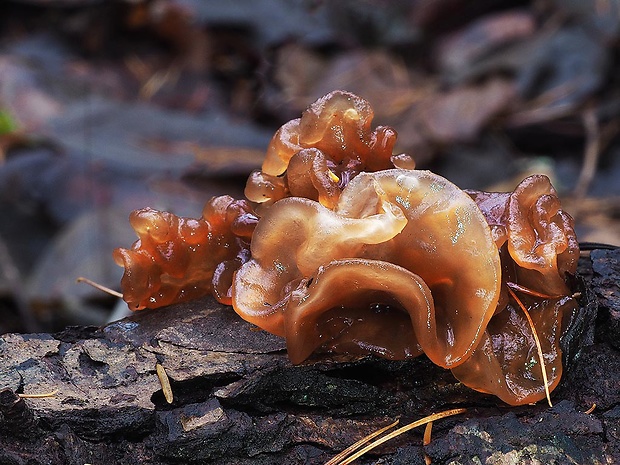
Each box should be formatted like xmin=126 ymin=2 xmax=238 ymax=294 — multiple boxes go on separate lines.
xmin=245 ymin=90 xmax=415 ymax=208
xmin=113 ymin=195 xmax=256 ymax=310
xmin=114 ymin=90 xmax=580 ymax=406
xmin=453 ymin=175 xmax=580 ymax=405
xmin=233 ymin=168 xmax=502 ymax=370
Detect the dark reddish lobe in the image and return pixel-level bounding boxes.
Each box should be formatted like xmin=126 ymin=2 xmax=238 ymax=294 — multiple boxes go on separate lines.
xmin=113 ymin=196 xmax=255 ymax=310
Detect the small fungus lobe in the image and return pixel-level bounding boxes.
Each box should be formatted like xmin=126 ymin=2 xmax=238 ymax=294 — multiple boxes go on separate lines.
xmin=113 ymin=196 xmax=256 ymax=310
xmin=245 ymin=90 xmax=415 ymax=207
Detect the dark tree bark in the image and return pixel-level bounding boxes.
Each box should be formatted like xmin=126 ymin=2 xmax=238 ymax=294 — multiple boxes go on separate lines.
xmin=0 ymin=250 xmax=618 ymax=465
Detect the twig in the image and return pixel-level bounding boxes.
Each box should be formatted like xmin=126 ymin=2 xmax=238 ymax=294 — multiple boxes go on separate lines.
xmin=76 ymin=277 xmax=124 ymax=299
xmin=573 ymin=109 xmax=600 ymax=198
xmin=156 ymin=363 xmax=174 ymax=404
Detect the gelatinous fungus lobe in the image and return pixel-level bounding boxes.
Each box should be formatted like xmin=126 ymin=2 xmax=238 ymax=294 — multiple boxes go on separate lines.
xmin=451 ymin=294 xmax=576 ymax=405
xmin=114 ymin=196 xmax=256 ymax=310
xmin=469 ymin=175 xmax=578 ymax=284
xmin=505 ymin=175 xmax=579 ymax=295
xmin=244 ymin=90 xmax=415 ymax=207
xmin=232 ymin=189 xmax=408 ymax=337
xmin=453 ymin=175 xmax=579 ymax=405
xmin=233 ymin=169 xmax=502 ymax=369
xmin=284 ymin=259 xmax=431 ymax=363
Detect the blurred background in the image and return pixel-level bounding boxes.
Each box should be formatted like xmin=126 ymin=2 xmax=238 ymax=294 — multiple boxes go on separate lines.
xmin=0 ymin=0 xmax=618 ymax=334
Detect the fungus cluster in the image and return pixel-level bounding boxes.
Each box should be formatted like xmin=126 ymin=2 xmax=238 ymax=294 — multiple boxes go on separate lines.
xmin=113 ymin=195 xmax=256 ymax=310
xmin=114 ymin=91 xmax=579 ymax=405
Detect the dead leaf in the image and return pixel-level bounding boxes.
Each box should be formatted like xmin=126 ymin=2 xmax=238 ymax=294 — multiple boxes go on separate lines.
xmin=420 ymin=78 xmax=516 ymax=143
xmin=436 ymin=10 xmax=536 ymax=75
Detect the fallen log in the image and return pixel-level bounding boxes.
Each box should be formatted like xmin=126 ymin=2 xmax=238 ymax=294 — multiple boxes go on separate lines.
xmin=0 ymin=250 xmax=618 ymax=464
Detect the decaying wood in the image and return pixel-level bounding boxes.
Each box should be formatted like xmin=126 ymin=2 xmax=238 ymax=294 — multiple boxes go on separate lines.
xmin=0 ymin=250 xmax=618 ymax=465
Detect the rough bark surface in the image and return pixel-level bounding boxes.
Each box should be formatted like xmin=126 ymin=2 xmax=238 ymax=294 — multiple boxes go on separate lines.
xmin=0 ymin=250 xmax=618 ymax=465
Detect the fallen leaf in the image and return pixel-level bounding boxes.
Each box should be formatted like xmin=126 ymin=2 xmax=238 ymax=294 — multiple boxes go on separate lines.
xmin=436 ymin=9 xmax=536 ymax=77
xmin=420 ymin=78 xmax=516 ymax=143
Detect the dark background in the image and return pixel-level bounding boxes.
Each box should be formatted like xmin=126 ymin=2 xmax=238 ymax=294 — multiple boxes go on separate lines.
xmin=0 ymin=0 xmax=618 ymax=333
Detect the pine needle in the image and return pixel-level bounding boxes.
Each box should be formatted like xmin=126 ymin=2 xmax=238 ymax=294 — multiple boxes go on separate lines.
xmin=423 ymin=421 xmax=433 ymax=465
xmin=584 ymin=403 xmax=596 ymax=414
xmin=327 ymin=408 xmax=466 ymax=465
xmin=156 ymin=363 xmax=174 ymax=404
xmin=76 ymin=277 xmax=124 ymax=299
xmin=508 ymin=287 xmax=553 ymax=407
xmin=506 ymin=281 xmax=562 ymax=299
xmin=18 ymin=389 xmax=58 ymax=398
xmin=324 ymin=420 xmax=399 ymax=465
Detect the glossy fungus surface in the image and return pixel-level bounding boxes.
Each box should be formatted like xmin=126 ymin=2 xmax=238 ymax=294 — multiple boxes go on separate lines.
xmin=455 ymin=175 xmax=579 ymax=404
xmin=452 ymin=295 xmax=575 ymax=405
xmin=469 ymin=175 xmax=578 ymax=281
xmin=285 ymin=259 xmax=430 ymax=364
xmin=505 ymin=175 xmax=579 ymax=294
xmin=233 ymin=169 xmax=502 ymax=369
xmin=113 ymin=196 xmax=256 ymax=310
xmin=245 ymin=90 xmax=415 ymax=207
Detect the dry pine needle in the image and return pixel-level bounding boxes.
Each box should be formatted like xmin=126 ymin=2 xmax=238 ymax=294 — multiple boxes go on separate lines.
xmin=326 ymin=408 xmax=466 ymax=465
